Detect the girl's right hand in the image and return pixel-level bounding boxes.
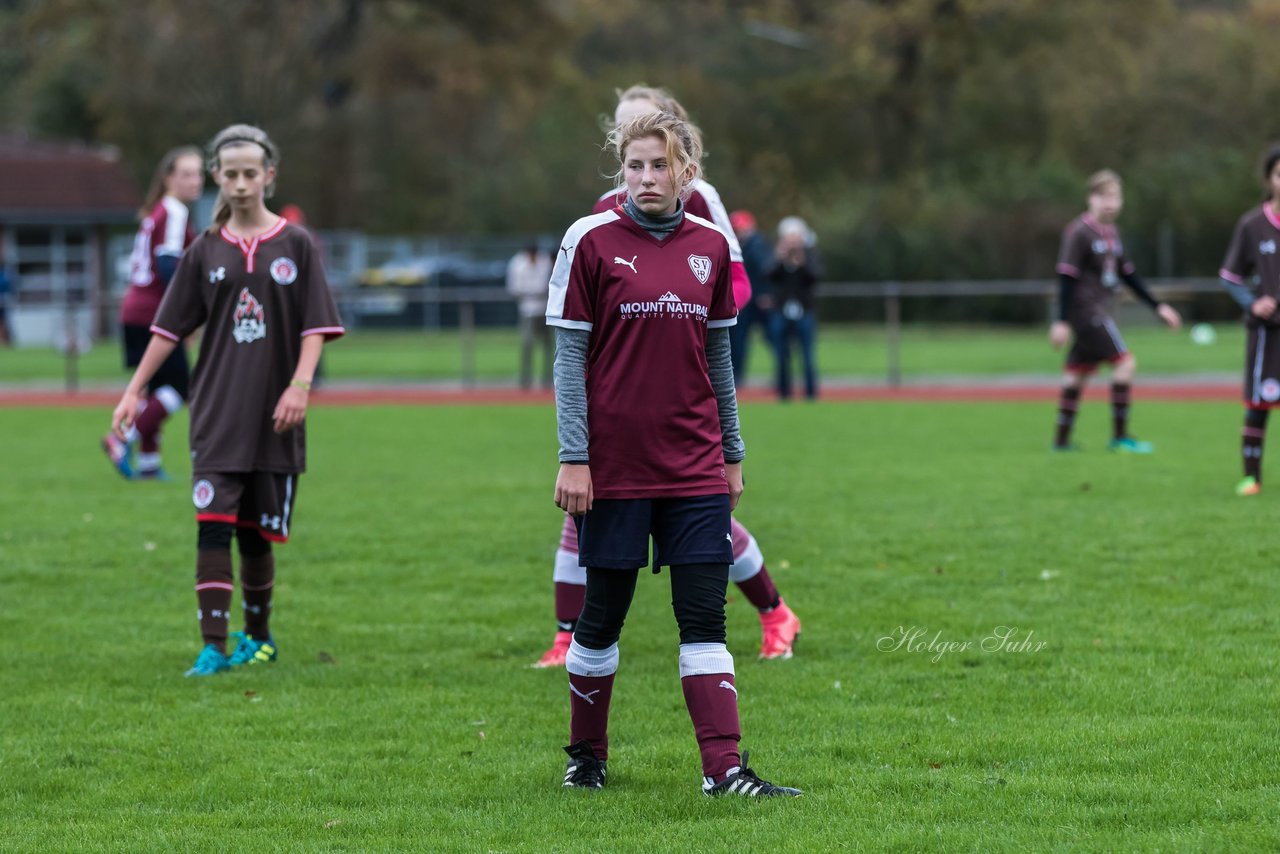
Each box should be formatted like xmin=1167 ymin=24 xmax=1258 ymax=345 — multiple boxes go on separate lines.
xmin=111 ymin=390 xmax=142 ymax=441
xmin=1049 ymin=321 xmax=1071 ymax=349
xmin=1252 ymin=296 xmax=1277 ymax=320
xmin=555 ymin=464 xmax=593 ymax=516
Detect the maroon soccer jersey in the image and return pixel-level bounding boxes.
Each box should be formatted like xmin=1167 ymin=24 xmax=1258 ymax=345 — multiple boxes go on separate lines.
xmin=547 ymin=209 xmax=737 ymax=499
xmin=151 ymin=220 xmax=344 ymax=474
xmin=1221 ymin=204 xmax=1280 ymax=328
xmin=1055 ymin=214 xmax=1136 ymax=326
xmin=593 ymin=179 xmax=744 ymax=264
xmin=120 ymin=197 xmax=196 ymax=327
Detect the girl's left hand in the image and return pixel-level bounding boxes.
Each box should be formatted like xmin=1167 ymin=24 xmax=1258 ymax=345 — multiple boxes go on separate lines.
xmin=273 ymin=385 xmax=309 ymax=433
xmin=1157 ymin=303 xmax=1182 ymax=330
xmin=725 ymin=462 xmax=744 ymax=510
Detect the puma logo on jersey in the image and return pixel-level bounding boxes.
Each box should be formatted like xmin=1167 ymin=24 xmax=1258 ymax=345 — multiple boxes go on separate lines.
xmin=1262 ymin=240 xmax=1276 ymax=255
xmin=614 ymin=255 xmax=638 ymax=274
xmin=570 ymin=684 xmax=602 ymax=705
xmin=560 ymin=244 xmax=574 ymax=259
xmin=209 ymin=266 xmax=226 ymax=283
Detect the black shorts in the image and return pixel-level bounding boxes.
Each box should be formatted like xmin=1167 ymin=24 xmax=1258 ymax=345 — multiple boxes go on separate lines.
xmin=575 ymin=494 xmax=733 ymax=570
xmin=193 ymin=472 xmax=299 ymax=543
xmin=123 ymin=324 xmax=190 ymax=400
xmin=1065 ymin=316 xmax=1129 ymax=373
xmin=1244 ymin=325 xmax=1280 ymax=408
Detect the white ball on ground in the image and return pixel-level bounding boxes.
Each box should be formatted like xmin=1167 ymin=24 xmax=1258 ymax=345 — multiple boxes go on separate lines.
xmin=1190 ymin=323 xmax=1217 ymax=345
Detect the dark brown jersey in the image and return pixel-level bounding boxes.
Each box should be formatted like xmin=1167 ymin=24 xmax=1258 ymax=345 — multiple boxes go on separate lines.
xmin=151 ymin=220 xmax=344 ymax=474
xmin=1055 ymin=214 xmax=1136 ymax=327
xmin=1220 ymin=204 xmax=1280 ymax=328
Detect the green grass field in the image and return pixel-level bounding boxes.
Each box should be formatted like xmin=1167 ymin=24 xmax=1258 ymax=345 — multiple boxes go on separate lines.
xmin=2 ymin=400 xmax=1277 ymax=851
xmin=0 ymin=323 xmax=1246 ymax=387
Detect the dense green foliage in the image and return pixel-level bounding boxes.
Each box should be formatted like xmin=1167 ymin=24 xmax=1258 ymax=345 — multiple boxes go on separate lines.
xmin=2 ymin=1 xmax=1276 ymax=279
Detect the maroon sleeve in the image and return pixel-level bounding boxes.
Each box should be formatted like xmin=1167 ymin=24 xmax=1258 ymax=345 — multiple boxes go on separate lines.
xmin=298 ymin=233 xmax=344 ymax=340
xmin=150 ymin=236 xmax=208 ymax=341
xmin=1055 ymin=222 xmax=1087 ymax=278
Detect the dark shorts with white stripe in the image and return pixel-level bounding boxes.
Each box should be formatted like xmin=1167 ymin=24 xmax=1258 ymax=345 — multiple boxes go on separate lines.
xmin=192 ymin=472 xmax=299 ymax=543
xmin=1066 ymin=316 xmax=1129 ymax=374
xmin=1243 ymin=324 xmax=1280 ymax=409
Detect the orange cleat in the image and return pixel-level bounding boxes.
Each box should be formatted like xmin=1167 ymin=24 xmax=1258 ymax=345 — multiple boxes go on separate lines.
xmin=759 ymin=600 xmax=801 ymax=660
xmin=533 ymin=630 xmax=573 ymax=668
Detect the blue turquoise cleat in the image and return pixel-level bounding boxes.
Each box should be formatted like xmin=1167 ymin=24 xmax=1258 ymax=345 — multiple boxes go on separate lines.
xmin=101 ymin=433 xmax=135 ymax=479
xmin=228 ymin=631 xmax=278 ymax=667
xmin=185 ymin=643 xmax=231 ymax=677
xmin=1108 ymin=436 xmax=1154 ymax=454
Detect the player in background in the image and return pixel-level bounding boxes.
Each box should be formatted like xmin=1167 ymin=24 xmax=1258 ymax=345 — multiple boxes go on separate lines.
xmin=102 ymin=147 xmax=204 ymax=479
xmin=111 ymin=124 xmax=344 ymax=676
xmin=550 ymin=109 xmax=800 ymax=796
xmin=1218 ymin=145 xmax=1280 ymax=495
xmin=1049 ymin=170 xmax=1181 ymax=452
xmin=535 ymin=84 xmax=801 ymax=668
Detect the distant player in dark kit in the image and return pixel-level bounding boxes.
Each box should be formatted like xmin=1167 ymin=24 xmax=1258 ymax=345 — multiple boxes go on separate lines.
xmin=1050 ymin=170 xmax=1181 ymax=452
xmin=1217 ymin=144 xmax=1280 ymax=496
xmin=534 ymin=83 xmax=801 ymax=670
xmin=110 ymin=124 xmax=344 ymax=677
xmin=548 ymin=109 xmax=801 ymax=797
xmin=102 ymin=146 xmax=204 ymax=479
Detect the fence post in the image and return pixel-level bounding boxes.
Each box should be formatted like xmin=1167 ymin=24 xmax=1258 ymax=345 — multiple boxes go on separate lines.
xmin=885 ymin=282 xmax=901 ymax=387
xmin=459 ymin=299 xmax=476 ymax=388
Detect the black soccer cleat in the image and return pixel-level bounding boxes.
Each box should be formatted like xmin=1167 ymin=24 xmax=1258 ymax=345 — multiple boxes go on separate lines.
xmin=703 ymin=751 xmax=802 ymax=797
xmin=562 ymin=739 xmax=607 ymax=790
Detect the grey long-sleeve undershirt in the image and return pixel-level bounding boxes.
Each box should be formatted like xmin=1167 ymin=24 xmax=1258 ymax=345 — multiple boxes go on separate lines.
xmin=553 ymin=326 xmax=745 ymax=464
xmin=1220 ymin=276 xmax=1256 ymax=312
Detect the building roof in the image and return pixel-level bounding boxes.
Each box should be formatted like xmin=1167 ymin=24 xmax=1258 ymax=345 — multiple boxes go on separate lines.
xmin=0 ymin=136 xmax=140 ymax=223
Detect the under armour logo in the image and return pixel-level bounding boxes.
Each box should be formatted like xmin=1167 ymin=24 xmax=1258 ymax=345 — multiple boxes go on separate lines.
xmin=209 ymin=266 xmax=226 ymax=283
xmin=570 ymin=684 xmax=601 ymax=705
xmin=614 ymin=255 xmax=638 ymax=274
xmin=719 ymin=680 xmax=738 ymax=696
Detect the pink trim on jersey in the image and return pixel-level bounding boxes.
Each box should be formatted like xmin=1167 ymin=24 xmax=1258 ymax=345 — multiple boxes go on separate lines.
xmin=1056 ymin=262 xmax=1080 ymax=277
xmin=149 ymin=324 xmax=181 ymax=342
xmin=301 ymin=326 xmax=346 ymax=339
xmin=1265 ymin=202 xmax=1280 ymax=231
xmin=730 ymin=261 xmax=751 ymax=309
xmin=1220 ymin=268 xmax=1245 ymax=285
xmin=220 ymin=218 xmax=288 ymax=274
xmin=195 ymin=581 xmax=235 ymax=592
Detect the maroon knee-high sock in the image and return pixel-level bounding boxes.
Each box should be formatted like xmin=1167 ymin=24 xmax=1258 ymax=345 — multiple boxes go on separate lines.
xmin=735 ymin=566 xmax=780 ymax=612
xmin=555 ymin=582 xmax=586 ymax=632
xmin=1244 ymin=408 xmax=1268 ymax=481
xmin=566 ymin=639 xmax=618 ymax=760
xmin=239 ymin=552 xmax=275 ymax=639
xmin=195 ymin=551 xmax=234 ymax=652
xmin=1055 ymin=386 xmax=1081 ymax=447
xmin=134 ymin=395 xmax=168 ymax=453
xmin=679 ymin=643 xmax=742 ymax=779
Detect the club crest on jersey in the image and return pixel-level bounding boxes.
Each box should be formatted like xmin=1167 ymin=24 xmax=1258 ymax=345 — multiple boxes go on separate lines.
xmin=192 ymin=479 xmax=215 ymax=509
xmin=1263 ymin=378 xmax=1280 ymax=402
xmin=270 ymin=257 xmax=298 ymax=285
xmin=1092 ymin=240 xmax=1109 ymax=254
xmin=688 ymin=254 xmax=712 ymax=284
xmin=1261 ymin=240 xmax=1277 ymax=256
xmin=232 ymin=288 xmax=267 ymax=344
xmin=209 ymin=266 xmax=226 ymax=284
